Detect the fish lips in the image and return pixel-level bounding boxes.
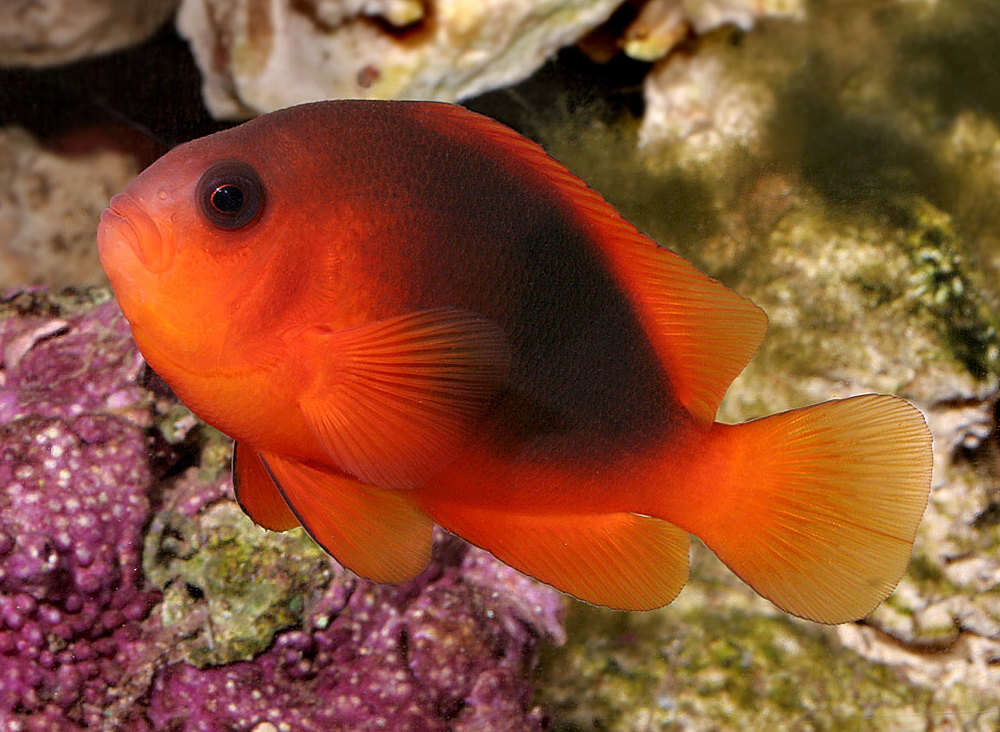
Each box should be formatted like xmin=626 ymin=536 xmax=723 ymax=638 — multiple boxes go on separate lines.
xmin=98 ymin=193 xmax=174 ymax=276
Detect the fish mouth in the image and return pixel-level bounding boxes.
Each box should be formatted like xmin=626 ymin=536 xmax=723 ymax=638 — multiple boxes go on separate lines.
xmin=98 ymin=193 xmax=172 ymax=274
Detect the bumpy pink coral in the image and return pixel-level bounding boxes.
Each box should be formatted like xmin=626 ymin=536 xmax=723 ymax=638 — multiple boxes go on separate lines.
xmin=146 ymin=535 xmax=563 ymax=731
xmin=1 ymin=300 xmax=159 ymax=730
xmin=0 ymin=299 xmax=147 ymax=425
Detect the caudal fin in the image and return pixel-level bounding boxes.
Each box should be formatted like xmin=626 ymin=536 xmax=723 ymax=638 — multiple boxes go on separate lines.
xmin=693 ymin=394 xmax=932 ymax=623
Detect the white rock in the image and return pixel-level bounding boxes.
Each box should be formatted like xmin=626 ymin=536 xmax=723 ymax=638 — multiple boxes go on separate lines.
xmin=0 ymin=0 xmax=177 ymax=67
xmin=176 ymin=0 xmax=623 ymax=119
xmin=682 ymin=0 xmax=804 ymax=35
xmin=623 ymin=0 xmax=804 ymax=62
xmin=639 ymin=43 xmax=776 ymax=169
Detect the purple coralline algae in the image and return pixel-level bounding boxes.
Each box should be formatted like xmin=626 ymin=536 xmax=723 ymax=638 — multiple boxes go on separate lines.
xmin=0 ymin=296 xmax=148 ymax=426
xmin=0 ymin=297 xmax=159 ymax=730
xmin=0 ymin=293 xmax=565 ymax=731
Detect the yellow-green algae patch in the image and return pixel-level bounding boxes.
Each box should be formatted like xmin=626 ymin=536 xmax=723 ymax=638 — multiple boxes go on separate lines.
xmin=718 ymin=192 xmax=999 ymax=422
xmin=0 ymin=285 xmax=114 ymax=320
xmin=143 ymin=487 xmax=331 ymax=668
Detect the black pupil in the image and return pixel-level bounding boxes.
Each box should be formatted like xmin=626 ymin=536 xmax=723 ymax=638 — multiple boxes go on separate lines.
xmin=211 ymin=184 xmax=244 ymax=214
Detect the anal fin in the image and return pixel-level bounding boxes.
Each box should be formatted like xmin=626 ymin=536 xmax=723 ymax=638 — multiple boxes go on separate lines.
xmin=260 ymin=452 xmax=434 ymax=584
xmin=419 ymin=495 xmax=690 ymax=611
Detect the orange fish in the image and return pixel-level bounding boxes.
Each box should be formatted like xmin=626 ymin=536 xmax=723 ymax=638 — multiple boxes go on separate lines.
xmin=98 ymin=100 xmax=932 ymax=623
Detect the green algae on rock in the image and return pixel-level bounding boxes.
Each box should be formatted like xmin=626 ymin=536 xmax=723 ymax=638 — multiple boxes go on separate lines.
xmin=536 ymin=553 xmax=934 ymax=731
xmin=639 ymin=0 xmax=1000 ymax=287
xmin=143 ymin=471 xmax=333 ymax=667
xmin=144 ymin=398 xmax=337 ymax=668
xmin=898 ymin=198 xmax=999 ymax=381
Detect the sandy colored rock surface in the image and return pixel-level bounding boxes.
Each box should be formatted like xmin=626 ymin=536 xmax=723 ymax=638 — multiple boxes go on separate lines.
xmin=0 ymin=0 xmax=177 ymax=67
xmin=0 ymin=127 xmax=138 ymax=290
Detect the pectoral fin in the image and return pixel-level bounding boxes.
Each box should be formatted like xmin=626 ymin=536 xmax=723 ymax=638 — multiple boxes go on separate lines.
xmin=298 ymin=308 xmax=510 ymax=490
xmin=232 ymin=441 xmax=298 ymax=531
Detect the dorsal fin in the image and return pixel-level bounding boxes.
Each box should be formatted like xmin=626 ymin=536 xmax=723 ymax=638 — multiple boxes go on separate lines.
xmin=413 ymin=103 xmax=767 ymax=423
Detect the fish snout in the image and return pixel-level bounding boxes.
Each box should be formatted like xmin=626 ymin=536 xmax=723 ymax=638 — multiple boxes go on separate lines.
xmin=98 ymin=193 xmax=173 ymax=274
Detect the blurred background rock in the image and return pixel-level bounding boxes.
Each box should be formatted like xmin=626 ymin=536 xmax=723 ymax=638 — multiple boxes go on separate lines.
xmin=1 ymin=1 xmax=999 ymax=730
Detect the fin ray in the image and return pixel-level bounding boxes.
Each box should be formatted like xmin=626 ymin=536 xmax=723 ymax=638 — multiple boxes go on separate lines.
xmin=694 ymin=394 xmax=932 ymax=623
xmin=298 ymin=308 xmax=510 ymax=490
xmin=604 ymin=244 xmax=768 ymax=422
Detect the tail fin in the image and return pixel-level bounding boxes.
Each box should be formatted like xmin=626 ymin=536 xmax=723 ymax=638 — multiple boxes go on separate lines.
xmin=693 ymin=394 xmax=932 ymax=623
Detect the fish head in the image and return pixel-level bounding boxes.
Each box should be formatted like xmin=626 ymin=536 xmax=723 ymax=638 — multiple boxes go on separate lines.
xmin=98 ymin=116 xmax=346 ymax=370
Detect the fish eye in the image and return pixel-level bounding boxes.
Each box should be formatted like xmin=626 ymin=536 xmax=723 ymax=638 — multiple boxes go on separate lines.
xmin=196 ymin=161 xmax=265 ymax=230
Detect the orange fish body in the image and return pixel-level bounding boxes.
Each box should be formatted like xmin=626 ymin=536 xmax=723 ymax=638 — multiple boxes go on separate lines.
xmin=99 ymin=101 xmax=932 ymax=622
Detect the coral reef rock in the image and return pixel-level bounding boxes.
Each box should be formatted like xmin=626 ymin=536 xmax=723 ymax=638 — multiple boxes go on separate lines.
xmin=0 ymin=0 xmax=178 ymax=67
xmin=0 ymin=127 xmax=138 ymax=291
xmin=527 ymin=1 xmax=1000 ymax=727
xmin=146 ymin=528 xmax=563 ymax=731
xmin=0 ymin=292 xmax=565 ymax=730
xmin=177 ymin=0 xmax=624 ymax=118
